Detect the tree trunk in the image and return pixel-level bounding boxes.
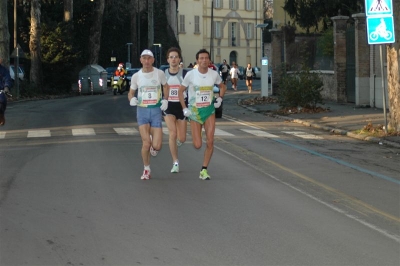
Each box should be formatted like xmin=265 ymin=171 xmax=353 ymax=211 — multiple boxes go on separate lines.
xmin=88 ymin=0 xmax=105 ymax=65
xmin=29 ymin=0 xmax=43 ymax=90
xmin=0 ymin=0 xmax=10 ymax=66
xmin=386 ymin=0 xmax=400 ymax=132
xmin=64 ymin=0 xmax=73 ymax=22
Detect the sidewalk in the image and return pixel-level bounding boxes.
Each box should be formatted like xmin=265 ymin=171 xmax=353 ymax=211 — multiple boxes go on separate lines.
xmin=224 ymin=89 xmax=400 ymax=149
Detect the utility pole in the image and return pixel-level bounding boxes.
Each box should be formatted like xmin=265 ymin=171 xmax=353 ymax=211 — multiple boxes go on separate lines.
xmin=14 ymin=0 xmax=17 ymax=48
xmin=148 ymin=0 xmax=154 ymax=48
xmin=210 ymin=0 xmax=214 ymax=61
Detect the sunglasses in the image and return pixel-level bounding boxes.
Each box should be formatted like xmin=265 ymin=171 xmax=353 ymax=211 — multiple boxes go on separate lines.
xmin=168 ymin=55 xmax=179 ymax=59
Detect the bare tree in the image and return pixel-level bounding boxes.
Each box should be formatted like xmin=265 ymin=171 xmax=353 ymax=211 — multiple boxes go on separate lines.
xmin=29 ymin=0 xmax=43 ymax=90
xmin=0 ymin=0 xmax=10 ymax=66
xmin=88 ymin=0 xmax=105 ymax=64
xmin=386 ymin=0 xmax=400 ymax=132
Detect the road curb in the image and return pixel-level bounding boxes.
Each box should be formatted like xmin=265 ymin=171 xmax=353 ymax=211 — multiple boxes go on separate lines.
xmin=239 ymin=103 xmax=400 ymax=149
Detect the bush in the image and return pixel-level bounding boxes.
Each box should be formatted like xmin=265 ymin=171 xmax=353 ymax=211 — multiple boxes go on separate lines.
xmin=278 ymin=66 xmax=324 ymax=109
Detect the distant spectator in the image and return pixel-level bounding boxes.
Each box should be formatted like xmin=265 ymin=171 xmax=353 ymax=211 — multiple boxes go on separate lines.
xmin=208 ymin=61 xmax=217 ymax=71
xmin=187 ymin=63 xmax=194 ymax=68
xmin=218 ymin=59 xmax=230 ymax=84
xmin=0 ymin=58 xmax=12 ymax=126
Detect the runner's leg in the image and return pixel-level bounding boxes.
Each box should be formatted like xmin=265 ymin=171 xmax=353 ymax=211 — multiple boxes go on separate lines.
xmin=202 ymin=114 xmax=216 ymax=167
xmin=164 ymin=114 xmax=179 ymax=163
xmin=190 ymin=120 xmax=203 ymax=149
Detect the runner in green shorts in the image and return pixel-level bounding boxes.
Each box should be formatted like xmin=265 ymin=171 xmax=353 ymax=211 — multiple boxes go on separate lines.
xmin=178 ymin=49 xmax=226 ymax=180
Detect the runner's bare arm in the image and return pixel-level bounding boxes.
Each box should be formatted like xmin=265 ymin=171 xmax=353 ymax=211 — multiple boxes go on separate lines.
xmin=179 ymin=85 xmax=187 ymax=109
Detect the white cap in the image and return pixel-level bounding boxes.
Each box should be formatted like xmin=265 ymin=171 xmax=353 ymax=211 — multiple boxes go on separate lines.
xmin=141 ymin=49 xmax=154 ymax=57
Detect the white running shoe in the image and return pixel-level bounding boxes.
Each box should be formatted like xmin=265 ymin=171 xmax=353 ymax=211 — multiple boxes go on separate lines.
xmin=141 ymin=169 xmax=151 ymax=180
xmin=176 ymin=139 xmax=183 ymax=147
xmin=171 ymin=163 xmax=179 ymax=173
xmin=149 ymin=135 xmax=158 ymax=156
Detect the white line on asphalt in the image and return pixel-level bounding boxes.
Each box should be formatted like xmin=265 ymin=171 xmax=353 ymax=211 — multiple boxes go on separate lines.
xmin=212 ymin=143 xmax=400 ymax=243
xmin=222 ymin=115 xmax=260 ymax=129
xmin=241 ymin=129 xmax=280 ymax=138
xmin=27 ymin=130 xmax=51 ymax=138
xmin=114 ymin=127 xmax=138 ymax=135
xmin=202 ymin=128 xmax=234 ymax=136
xmin=283 ymin=131 xmax=323 ymax=139
xmin=72 ymin=128 xmax=96 ymax=136
xmin=0 ymin=132 xmax=5 ymax=139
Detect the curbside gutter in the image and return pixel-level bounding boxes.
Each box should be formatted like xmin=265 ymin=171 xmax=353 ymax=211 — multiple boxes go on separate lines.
xmin=238 ymin=100 xmax=400 ymax=149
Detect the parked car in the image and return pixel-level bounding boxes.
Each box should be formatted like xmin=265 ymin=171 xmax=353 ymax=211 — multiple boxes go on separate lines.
xmin=253 ymin=66 xmax=272 ymax=82
xmin=213 ymin=85 xmax=223 ymax=118
xmin=237 ymin=66 xmax=245 ymax=80
xmin=106 ymin=66 xmax=117 ymax=86
xmin=126 ymin=68 xmax=140 ymax=85
xmin=159 ymin=64 xmax=169 ymax=72
xmin=9 ymin=66 xmax=24 ymax=81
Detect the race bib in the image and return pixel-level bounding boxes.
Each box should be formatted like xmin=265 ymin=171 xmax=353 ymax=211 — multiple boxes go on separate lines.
xmin=195 ymin=86 xmax=212 ymax=107
xmin=168 ymin=85 xmax=180 ymax=102
xmin=140 ymin=86 xmax=159 ymax=106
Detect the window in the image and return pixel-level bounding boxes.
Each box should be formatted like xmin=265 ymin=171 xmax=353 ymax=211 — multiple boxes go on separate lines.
xmin=194 ymin=16 xmax=200 ymax=34
xmin=214 ymin=0 xmax=222 ymax=9
xmin=246 ymin=23 xmax=254 ymax=39
xmin=179 ymin=15 xmax=185 ymax=33
xmin=245 ymin=0 xmax=253 ymax=11
xmin=229 ymin=0 xmax=238 ymax=10
xmin=214 ymin=21 xmax=222 ymax=39
xmin=231 ymin=22 xmax=237 ymax=46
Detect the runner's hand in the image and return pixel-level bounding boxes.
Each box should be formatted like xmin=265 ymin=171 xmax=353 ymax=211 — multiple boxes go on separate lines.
xmin=214 ymin=97 xmax=223 ymax=108
xmin=4 ymin=87 xmax=9 ymax=93
xmin=183 ymin=108 xmax=192 ymax=117
xmin=130 ymin=97 xmax=139 ymax=106
xmin=160 ymin=99 xmax=168 ymax=111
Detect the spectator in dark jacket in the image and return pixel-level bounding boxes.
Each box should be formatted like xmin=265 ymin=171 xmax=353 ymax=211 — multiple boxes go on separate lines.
xmin=0 ymin=58 xmax=12 ymax=126
xmin=218 ymin=59 xmax=230 ymax=84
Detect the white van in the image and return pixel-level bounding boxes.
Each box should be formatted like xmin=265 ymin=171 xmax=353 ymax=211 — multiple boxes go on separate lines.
xmin=9 ymin=66 xmax=24 ymax=81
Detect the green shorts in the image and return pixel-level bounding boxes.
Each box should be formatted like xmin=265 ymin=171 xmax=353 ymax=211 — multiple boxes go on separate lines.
xmin=189 ymin=104 xmax=215 ymax=125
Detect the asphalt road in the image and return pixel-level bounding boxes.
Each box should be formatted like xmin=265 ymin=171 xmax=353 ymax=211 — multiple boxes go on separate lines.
xmin=0 ymin=88 xmax=399 ymax=266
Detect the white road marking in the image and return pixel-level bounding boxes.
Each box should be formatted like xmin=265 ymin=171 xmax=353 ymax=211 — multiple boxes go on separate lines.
xmin=72 ymin=128 xmax=96 ymax=136
xmin=114 ymin=127 xmax=138 ymax=135
xmin=0 ymin=132 xmax=5 ymax=139
xmin=283 ymin=131 xmax=323 ymax=139
xmin=202 ymin=128 xmax=234 ymax=136
xmin=241 ymin=129 xmax=280 ymax=138
xmin=27 ymin=130 xmax=51 ymax=138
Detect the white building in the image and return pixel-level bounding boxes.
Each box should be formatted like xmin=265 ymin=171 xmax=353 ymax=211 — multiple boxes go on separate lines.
xmin=178 ymin=0 xmax=265 ymax=68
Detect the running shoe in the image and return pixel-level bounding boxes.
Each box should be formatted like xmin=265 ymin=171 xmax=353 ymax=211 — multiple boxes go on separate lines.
xmin=199 ymin=169 xmax=210 ymax=180
xmin=149 ymin=135 xmax=158 ymax=156
xmin=141 ymin=169 xmax=151 ymax=180
xmin=176 ymin=139 xmax=183 ymax=147
xmin=150 ymin=146 xmax=158 ymax=156
xmin=171 ymin=163 xmax=179 ymax=173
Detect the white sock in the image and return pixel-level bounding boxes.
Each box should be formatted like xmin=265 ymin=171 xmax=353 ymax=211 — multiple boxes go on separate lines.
xmin=144 ymin=165 xmax=150 ymax=170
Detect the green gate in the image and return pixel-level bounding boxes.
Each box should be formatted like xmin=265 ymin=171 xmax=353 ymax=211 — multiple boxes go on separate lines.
xmin=346 ymin=23 xmax=355 ymax=103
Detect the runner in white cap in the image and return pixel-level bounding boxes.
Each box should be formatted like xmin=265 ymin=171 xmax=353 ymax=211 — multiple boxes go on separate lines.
xmin=128 ymin=49 xmax=169 ymax=180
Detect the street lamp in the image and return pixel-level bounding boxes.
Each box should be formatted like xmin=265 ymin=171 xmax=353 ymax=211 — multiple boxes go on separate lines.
xmin=255 ymin=23 xmax=268 ymax=59
xmin=126 ymin=42 xmax=133 ymax=68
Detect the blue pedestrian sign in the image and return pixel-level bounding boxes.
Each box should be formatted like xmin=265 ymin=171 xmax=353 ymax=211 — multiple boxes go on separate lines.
xmin=367 ymin=16 xmax=395 ymax=44
xmin=365 ymin=0 xmax=393 ymax=16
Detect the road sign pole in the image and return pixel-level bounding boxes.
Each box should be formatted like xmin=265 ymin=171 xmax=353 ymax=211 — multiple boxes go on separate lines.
xmin=379 ymin=44 xmax=388 ymax=134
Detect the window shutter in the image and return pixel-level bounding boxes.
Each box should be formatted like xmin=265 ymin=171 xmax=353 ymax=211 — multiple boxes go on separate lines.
xmin=237 ymin=24 xmax=240 ymax=46
xmin=228 ymin=22 xmax=232 ymax=47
